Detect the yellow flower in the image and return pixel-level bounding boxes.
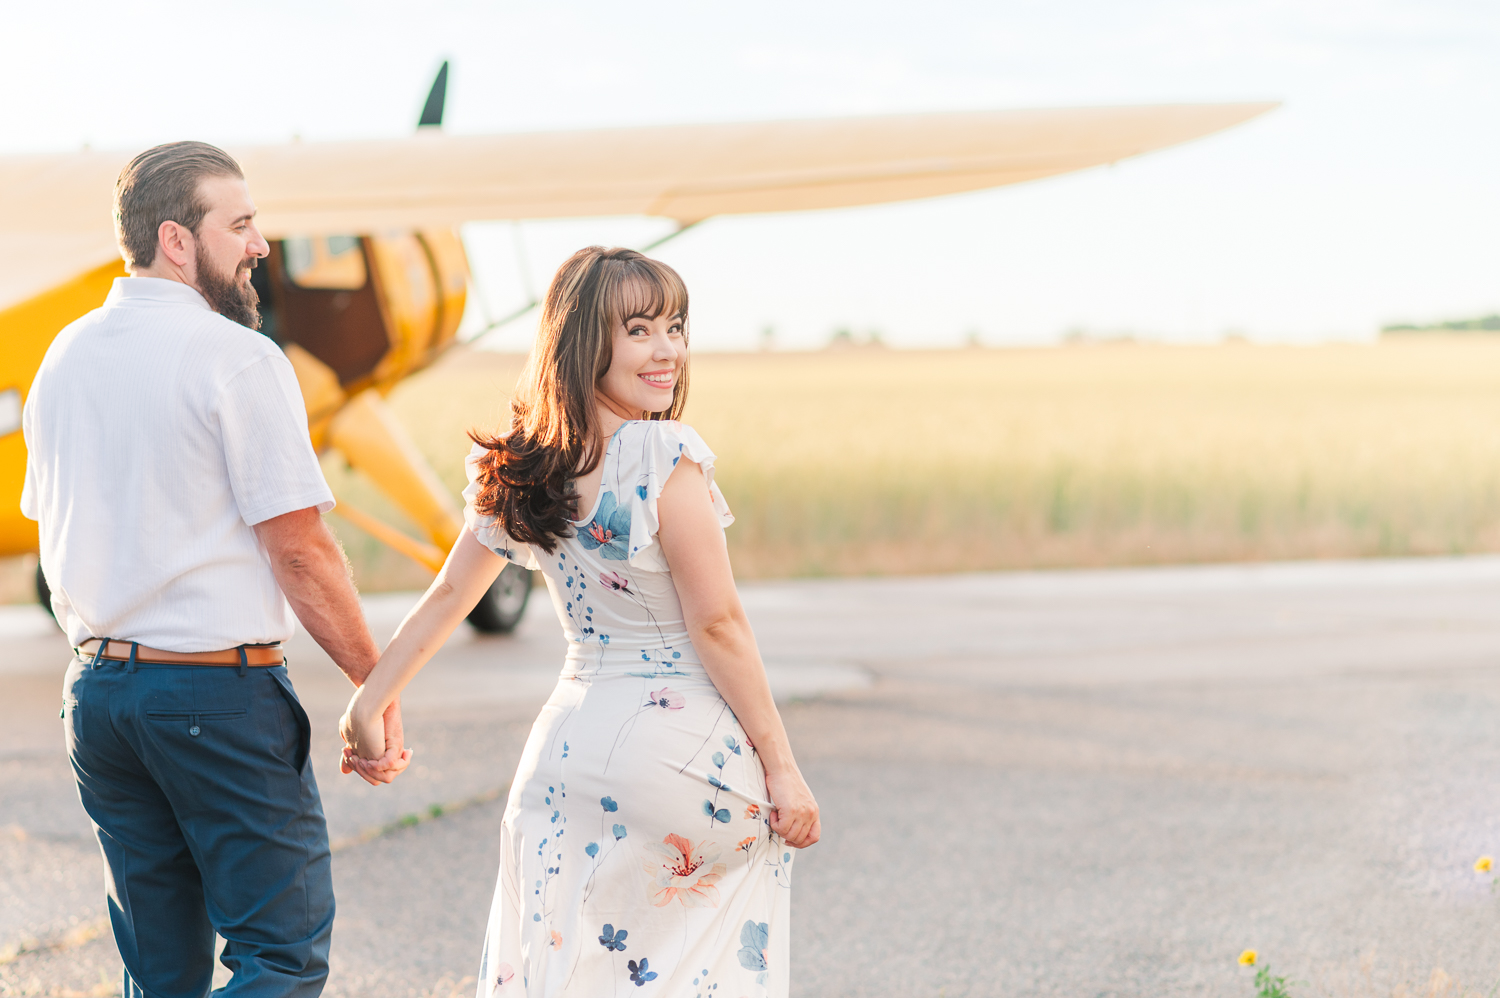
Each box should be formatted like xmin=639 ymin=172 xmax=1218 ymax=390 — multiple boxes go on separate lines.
xmin=1238 ymin=950 xmax=1258 ymax=967
xmin=1475 ymin=856 xmax=1493 ymax=873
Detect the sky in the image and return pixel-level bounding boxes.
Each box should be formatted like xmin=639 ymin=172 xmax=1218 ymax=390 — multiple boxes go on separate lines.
xmin=3 ymin=0 xmax=1498 ymax=349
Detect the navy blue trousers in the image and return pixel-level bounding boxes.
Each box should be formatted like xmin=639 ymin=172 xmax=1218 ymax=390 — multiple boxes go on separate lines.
xmin=63 ymin=654 xmax=334 ymax=998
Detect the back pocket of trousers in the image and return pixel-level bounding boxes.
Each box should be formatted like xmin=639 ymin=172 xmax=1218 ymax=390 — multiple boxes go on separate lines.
xmin=146 ymin=710 xmax=248 ymax=737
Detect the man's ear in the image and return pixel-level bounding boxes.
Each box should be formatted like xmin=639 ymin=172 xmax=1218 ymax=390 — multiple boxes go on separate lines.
xmin=156 ymin=220 xmax=195 ymax=270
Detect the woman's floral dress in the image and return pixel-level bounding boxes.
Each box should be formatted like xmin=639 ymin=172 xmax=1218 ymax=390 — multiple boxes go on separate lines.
xmin=462 ymin=420 xmax=794 ymax=998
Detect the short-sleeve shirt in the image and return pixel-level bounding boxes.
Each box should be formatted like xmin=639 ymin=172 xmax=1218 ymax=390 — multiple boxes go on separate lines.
xmin=20 ymin=277 xmax=334 ymax=651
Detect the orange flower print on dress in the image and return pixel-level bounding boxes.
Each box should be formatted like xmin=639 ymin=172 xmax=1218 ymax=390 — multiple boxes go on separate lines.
xmin=643 ymin=833 xmax=727 ymax=908
xmin=736 ymin=836 xmax=755 ymax=853
xmin=743 ymin=803 xmax=760 ymax=820
xmin=550 ymin=930 xmax=563 ymax=950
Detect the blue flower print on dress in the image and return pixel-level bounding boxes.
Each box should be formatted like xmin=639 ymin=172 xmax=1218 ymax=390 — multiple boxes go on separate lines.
xmin=602 ymin=796 xmax=619 ymax=812
xmin=738 ymin=920 xmax=769 ymax=975
xmin=628 ymin=957 xmax=658 ymax=986
xmin=599 ymin=923 xmax=628 ymax=952
xmin=579 ymin=491 xmax=631 ymax=560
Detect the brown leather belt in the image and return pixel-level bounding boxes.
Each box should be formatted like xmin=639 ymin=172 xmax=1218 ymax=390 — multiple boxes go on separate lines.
xmin=77 ymin=639 xmax=285 ymax=667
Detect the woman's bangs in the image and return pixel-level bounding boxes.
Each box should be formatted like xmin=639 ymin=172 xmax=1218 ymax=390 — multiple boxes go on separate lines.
xmin=612 ymin=260 xmax=689 ymax=328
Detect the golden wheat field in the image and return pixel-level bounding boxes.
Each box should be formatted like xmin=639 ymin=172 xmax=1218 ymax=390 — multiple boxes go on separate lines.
xmin=9 ymin=335 xmax=1500 ymax=601
xmin=313 ymin=334 xmax=1500 ymax=590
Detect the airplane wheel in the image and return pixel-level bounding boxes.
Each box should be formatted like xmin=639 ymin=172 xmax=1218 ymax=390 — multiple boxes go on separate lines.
xmin=35 ymin=564 xmax=57 ymax=623
xmin=467 ymin=563 xmax=533 ymax=633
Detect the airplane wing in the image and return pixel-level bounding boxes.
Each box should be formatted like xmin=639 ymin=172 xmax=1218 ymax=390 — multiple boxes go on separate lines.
xmin=0 ymin=102 xmax=1275 ymax=310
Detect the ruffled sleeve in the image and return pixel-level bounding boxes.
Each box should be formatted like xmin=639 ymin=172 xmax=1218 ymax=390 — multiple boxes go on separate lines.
xmin=461 ymin=442 xmax=539 ymax=569
xmin=609 ymin=421 xmax=733 ymax=572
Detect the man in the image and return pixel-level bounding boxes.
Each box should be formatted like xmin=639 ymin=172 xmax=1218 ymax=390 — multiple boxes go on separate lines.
xmin=21 ymin=141 xmax=409 ymax=997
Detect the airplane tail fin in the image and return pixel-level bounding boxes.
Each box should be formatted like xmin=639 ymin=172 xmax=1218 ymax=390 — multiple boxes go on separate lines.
xmin=418 ymin=61 xmax=448 ymax=129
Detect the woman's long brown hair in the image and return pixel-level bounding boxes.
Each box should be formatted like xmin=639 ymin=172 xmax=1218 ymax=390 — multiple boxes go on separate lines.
xmin=468 ymin=246 xmax=690 ymax=553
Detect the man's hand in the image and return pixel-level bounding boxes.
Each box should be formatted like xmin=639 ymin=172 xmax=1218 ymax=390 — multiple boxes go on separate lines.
xmin=339 ymin=691 xmax=412 ymax=785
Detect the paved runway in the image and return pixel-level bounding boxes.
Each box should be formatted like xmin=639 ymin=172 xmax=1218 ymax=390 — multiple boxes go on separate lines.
xmin=6 ymin=558 xmax=1500 ymax=996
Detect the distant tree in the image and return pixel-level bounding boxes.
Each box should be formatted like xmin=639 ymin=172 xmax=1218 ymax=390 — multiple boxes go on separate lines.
xmin=826 ymin=327 xmax=887 ymax=350
xmin=1382 ymin=314 xmax=1500 ymax=334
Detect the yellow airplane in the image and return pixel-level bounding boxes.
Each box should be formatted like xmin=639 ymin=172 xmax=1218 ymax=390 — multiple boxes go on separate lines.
xmin=0 ymin=65 xmax=1274 ymax=630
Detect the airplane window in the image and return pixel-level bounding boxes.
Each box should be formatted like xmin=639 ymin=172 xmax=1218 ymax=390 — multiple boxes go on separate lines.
xmin=283 ymin=236 xmax=367 ymax=290
xmin=283 ymin=238 xmax=313 ymax=277
xmin=0 ymin=387 xmax=18 ymax=438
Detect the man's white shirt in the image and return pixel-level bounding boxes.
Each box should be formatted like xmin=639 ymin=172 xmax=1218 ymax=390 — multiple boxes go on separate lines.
xmin=21 ymin=277 xmax=334 ymax=651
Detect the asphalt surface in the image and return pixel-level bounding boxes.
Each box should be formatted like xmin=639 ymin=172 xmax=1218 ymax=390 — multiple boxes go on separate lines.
xmin=6 ymin=559 xmax=1500 ymax=996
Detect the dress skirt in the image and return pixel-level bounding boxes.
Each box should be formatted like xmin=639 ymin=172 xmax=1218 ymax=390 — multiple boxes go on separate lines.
xmin=476 ymin=662 xmax=793 ymax=998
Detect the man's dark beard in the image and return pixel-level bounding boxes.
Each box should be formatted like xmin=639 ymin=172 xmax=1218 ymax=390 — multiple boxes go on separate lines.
xmin=195 ymin=245 xmax=261 ymax=330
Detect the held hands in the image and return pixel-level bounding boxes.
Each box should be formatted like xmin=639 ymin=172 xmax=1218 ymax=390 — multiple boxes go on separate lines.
xmin=339 ymin=690 xmax=413 ymax=786
xmin=764 ymin=767 xmax=821 ymax=849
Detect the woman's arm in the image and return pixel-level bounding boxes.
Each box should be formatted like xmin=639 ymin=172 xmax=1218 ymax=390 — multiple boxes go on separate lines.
xmin=341 ymin=529 xmax=506 ymax=772
xmin=656 ymin=460 xmax=821 ymax=849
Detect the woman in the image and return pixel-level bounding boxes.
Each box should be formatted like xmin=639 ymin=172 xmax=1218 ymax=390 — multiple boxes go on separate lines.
xmin=341 ymin=246 xmax=820 ymax=997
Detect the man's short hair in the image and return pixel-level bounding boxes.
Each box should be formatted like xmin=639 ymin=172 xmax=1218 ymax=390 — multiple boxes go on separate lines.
xmin=114 ymin=141 xmax=244 ymax=270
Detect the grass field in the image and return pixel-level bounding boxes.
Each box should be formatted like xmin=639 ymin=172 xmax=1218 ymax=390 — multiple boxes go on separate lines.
xmin=11 ymin=336 xmax=1500 ymax=602
xmin=319 ymin=335 xmax=1500 ymax=588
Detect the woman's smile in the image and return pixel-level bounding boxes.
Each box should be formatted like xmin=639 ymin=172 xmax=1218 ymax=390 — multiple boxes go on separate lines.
xmin=639 ymin=369 xmax=675 ymax=387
